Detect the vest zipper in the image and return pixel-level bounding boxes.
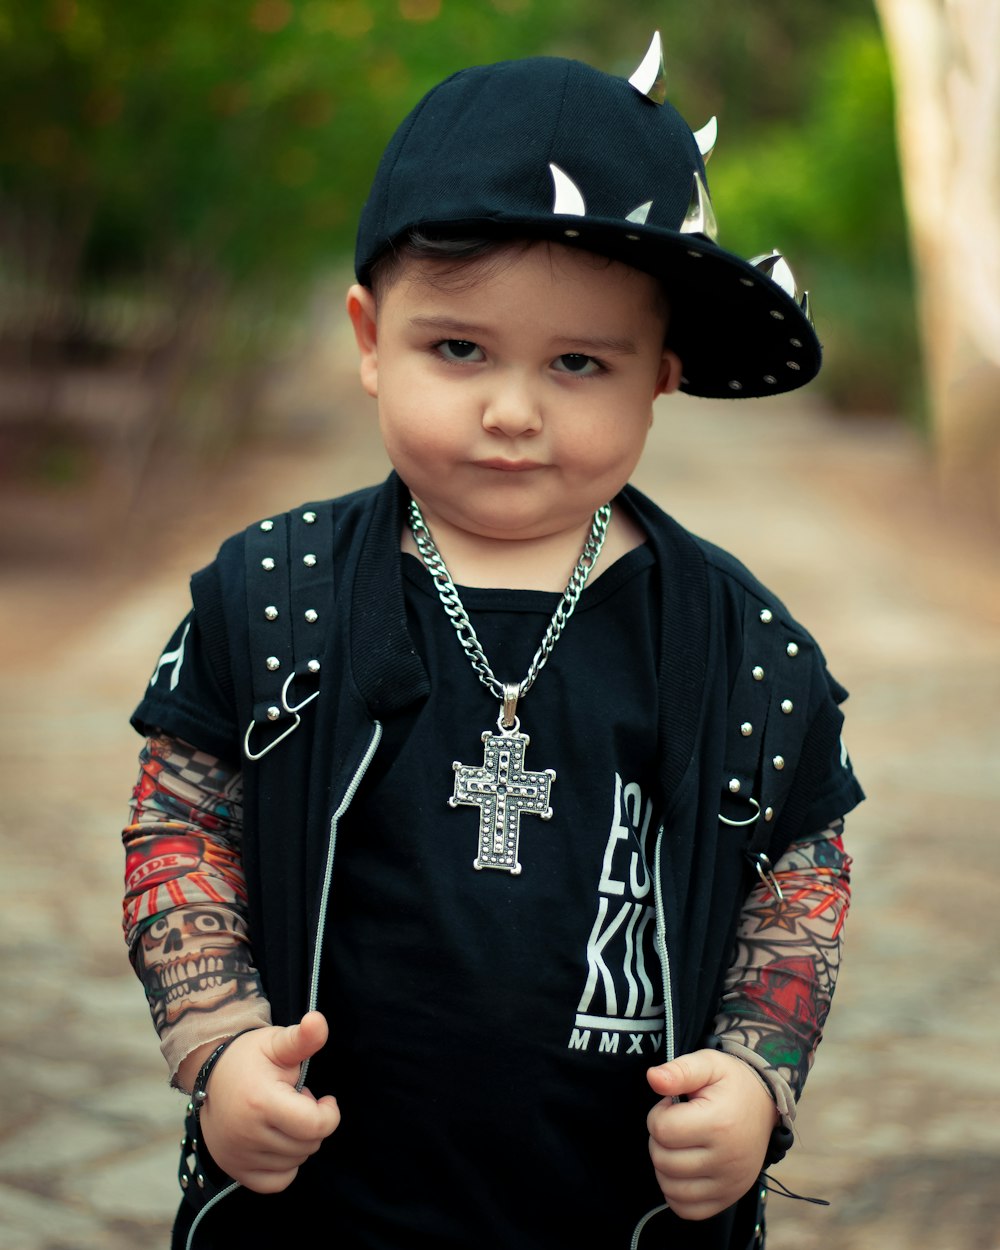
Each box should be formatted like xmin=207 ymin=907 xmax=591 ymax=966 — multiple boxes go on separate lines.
xmin=300 ymin=720 xmax=383 ymax=1087
xmin=184 ymin=720 xmax=384 ymax=1250
xmin=629 ymin=825 xmax=675 ymax=1250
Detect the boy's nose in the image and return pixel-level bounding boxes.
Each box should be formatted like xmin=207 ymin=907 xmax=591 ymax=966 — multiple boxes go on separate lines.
xmin=481 ymin=374 xmax=543 ymax=437
xmin=480 ymin=380 xmax=542 ymax=440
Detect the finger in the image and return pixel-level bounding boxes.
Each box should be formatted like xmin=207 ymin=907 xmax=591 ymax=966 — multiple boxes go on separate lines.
xmin=265 ymin=1087 xmax=341 ymax=1143
xmin=268 ymin=1011 xmax=329 ymax=1071
xmin=647 ymin=1049 xmax=726 ymax=1099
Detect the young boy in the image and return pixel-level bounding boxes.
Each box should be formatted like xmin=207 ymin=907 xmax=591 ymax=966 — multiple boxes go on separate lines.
xmin=123 ymin=38 xmax=862 ymax=1250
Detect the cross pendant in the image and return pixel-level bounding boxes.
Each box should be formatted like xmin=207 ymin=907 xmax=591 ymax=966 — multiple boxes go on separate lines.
xmin=449 ymin=725 xmax=555 ymax=875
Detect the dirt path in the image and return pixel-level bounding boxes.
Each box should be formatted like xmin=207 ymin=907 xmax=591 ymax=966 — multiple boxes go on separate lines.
xmin=1 ymin=381 xmax=998 ymax=1249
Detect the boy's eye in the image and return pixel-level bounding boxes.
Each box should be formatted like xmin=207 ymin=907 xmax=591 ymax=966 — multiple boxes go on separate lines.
xmin=436 ymin=339 xmax=484 ymax=362
xmin=553 ymin=353 xmax=602 ymax=376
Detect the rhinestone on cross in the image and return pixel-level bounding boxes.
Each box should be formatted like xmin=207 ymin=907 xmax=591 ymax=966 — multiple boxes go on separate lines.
xmin=449 ymin=725 xmax=555 ymax=875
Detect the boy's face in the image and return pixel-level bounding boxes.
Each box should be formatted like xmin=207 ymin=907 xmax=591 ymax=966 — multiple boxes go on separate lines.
xmin=347 ymin=242 xmax=680 ymax=547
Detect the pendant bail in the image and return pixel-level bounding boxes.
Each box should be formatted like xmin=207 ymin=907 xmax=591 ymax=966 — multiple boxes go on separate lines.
xmin=501 ymin=681 xmax=520 ymax=730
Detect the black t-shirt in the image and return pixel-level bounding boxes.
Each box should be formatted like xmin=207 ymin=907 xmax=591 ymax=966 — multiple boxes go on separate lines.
xmin=308 ymin=546 xmax=672 ymax=1247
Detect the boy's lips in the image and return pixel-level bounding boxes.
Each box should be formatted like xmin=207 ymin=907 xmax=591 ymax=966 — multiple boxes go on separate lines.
xmin=474 ymin=457 xmax=546 ymax=472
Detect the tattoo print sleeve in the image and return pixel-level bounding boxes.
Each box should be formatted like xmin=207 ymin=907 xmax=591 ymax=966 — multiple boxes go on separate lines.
xmin=122 ymin=735 xmax=270 ymax=1078
xmin=713 ymin=820 xmax=852 ymax=1100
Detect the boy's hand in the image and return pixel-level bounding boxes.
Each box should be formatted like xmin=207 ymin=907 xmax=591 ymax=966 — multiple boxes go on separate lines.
xmin=646 ymin=1050 xmax=778 ymax=1221
xmin=198 ymin=1011 xmax=341 ymax=1193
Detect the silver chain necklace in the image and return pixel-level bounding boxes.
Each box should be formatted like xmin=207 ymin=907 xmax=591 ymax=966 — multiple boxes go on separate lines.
xmin=408 ymin=497 xmax=612 ymax=875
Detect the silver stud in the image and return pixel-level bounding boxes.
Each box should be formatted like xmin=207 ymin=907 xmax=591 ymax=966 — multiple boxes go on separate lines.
xmin=740 ymin=722 xmax=753 ymax=737
xmin=304 ymin=609 xmax=318 ymax=623
xmin=260 ymin=520 xmax=274 ymax=532
xmin=763 ymin=374 xmax=777 ymax=385
xmin=180 ymin=1173 xmax=189 ymax=1189
xmin=693 ymin=115 xmax=718 ymax=162
xmin=679 ymin=171 xmax=718 ymax=242
xmin=728 ymin=380 xmax=743 ymax=391
xmin=786 ymin=360 xmax=801 ymax=371
xmin=789 ymin=337 xmax=802 ymax=348
xmin=564 ymin=228 xmax=580 ymax=237
xmin=781 ymin=699 xmax=793 ymax=714
xmin=752 ymin=665 xmax=765 ymax=681
xmin=739 ymin=277 xmax=754 ymax=287
xmin=728 ymin=778 xmax=741 ymax=794
xmin=764 ymin=806 xmax=774 ymax=822
xmin=267 ymin=705 xmax=281 ymax=721
xmin=786 ymin=642 xmax=799 ymax=657
xmin=302 ymin=511 xmax=317 ymax=524
xmin=266 ymin=656 xmax=280 ymax=672
xmin=303 ymin=553 xmax=317 ymax=567
xmin=264 ymin=605 xmax=278 ymax=621
xmin=261 ymin=557 xmax=275 ymax=571
xmin=307 ymin=659 xmax=321 ymax=674
xmin=628 ymin=30 xmax=667 ymax=105
xmin=769 ymin=310 xmax=785 ymax=320
xmin=760 ymin=609 xmax=773 ymax=624
xmin=625 ymin=233 xmax=640 ymax=241
xmin=196 ymin=1174 xmax=205 ymax=1189
xmin=550 ymin=163 xmax=586 ymax=216
xmin=772 ymin=755 xmax=785 ymax=771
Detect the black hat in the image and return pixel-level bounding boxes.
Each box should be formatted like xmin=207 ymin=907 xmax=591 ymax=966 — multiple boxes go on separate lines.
xmin=354 ymin=35 xmax=820 ymax=400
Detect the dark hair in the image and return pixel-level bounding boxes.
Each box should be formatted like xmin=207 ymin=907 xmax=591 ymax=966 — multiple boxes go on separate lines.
xmin=368 ymin=228 xmax=534 ymax=301
xmin=367 ymin=228 xmax=672 ymax=337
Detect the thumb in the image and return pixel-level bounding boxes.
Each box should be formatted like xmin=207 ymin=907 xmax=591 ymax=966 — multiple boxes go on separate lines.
xmin=647 ymin=1049 xmax=726 ymax=1099
xmin=268 ymin=1010 xmax=329 ymax=1072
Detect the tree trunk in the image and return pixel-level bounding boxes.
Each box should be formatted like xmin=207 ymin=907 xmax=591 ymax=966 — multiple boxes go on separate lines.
xmin=874 ymin=0 xmax=1000 ymax=513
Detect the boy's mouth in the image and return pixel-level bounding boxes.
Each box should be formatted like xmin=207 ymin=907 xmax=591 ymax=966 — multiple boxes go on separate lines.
xmin=474 ymin=458 xmax=545 ymax=472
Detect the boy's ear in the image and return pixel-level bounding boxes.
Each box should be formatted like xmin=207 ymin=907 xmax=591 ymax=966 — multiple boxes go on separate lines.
xmin=346 ymin=283 xmax=379 ymax=398
xmin=655 ymin=348 xmax=684 ymax=398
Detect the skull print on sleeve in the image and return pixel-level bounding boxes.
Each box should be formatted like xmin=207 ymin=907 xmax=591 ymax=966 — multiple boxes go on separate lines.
xmin=122 ymin=734 xmax=270 ymax=1083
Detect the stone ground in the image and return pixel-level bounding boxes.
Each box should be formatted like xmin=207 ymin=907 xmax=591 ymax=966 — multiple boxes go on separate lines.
xmin=1 ymin=365 xmax=999 ymax=1249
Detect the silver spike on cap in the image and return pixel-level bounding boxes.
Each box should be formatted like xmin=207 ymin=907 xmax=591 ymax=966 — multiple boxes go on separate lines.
xmin=749 ymin=250 xmax=797 ymax=298
xmin=800 ymin=290 xmax=813 ymax=326
xmin=679 ymin=171 xmax=718 ymax=242
xmin=549 ymin=163 xmax=586 ymax=216
xmin=693 ymin=116 xmax=718 ymax=162
xmin=625 ymin=200 xmax=652 ymax=225
xmin=629 ymin=31 xmax=667 ymax=105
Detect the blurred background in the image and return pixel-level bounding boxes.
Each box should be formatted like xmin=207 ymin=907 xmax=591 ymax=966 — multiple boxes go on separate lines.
xmin=1 ymin=2 xmax=999 ymax=1248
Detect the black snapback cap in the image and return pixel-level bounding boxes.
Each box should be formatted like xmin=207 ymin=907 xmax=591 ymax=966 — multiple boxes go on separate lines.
xmin=354 ymin=42 xmax=821 ymax=400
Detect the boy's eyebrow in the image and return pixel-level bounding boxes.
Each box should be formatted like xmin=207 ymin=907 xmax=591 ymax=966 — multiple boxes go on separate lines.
xmin=407 ymin=315 xmax=639 ymax=355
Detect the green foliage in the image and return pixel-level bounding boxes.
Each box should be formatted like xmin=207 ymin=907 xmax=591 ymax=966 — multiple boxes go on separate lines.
xmin=706 ymin=20 xmax=919 ymax=411
xmin=0 ymin=0 xmax=918 ymax=415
